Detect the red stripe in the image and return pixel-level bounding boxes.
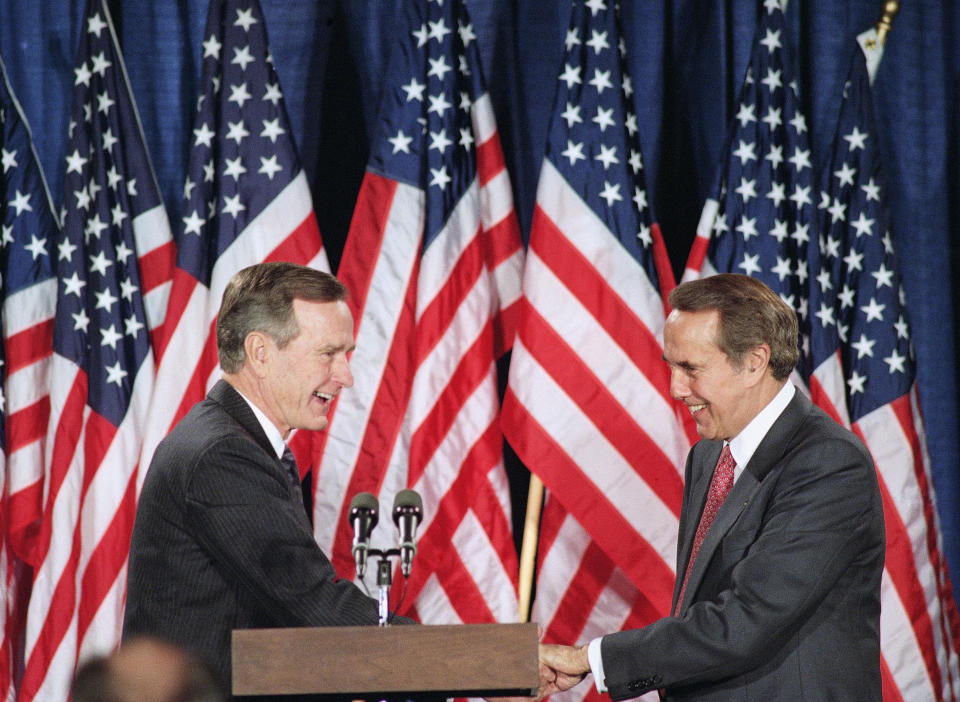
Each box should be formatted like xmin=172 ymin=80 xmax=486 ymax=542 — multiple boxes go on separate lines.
xmin=476 ymin=129 xmax=505 ymax=188
xmin=531 ymin=205 xmax=675 ymax=408
xmin=265 ymin=211 xmax=323 ymax=264
xmin=880 ymin=654 xmax=907 ymax=702
xmin=7 ymin=480 xmax=42 ymax=560
xmin=77 ymin=465 xmax=138 ymax=645
xmin=328 ymin=266 xmax=419 ymax=577
xmin=5 ymin=320 xmax=53 ymax=374
xmin=513 ymin=298 xmax=684 ymax=514
xmin=537 ymin=495 xmax=567 ymax=560
xmin=502 ymin=388 xmax=677 ymax=608
xmin=424 ymin=546 xmax=496 ymax=624
xmin=494 ymin=297 xmax=519 ymax=359
xmin=482 ymin=210 xmax=522 ymax=275
xmin=137 ymin=239 xmax=174 ymax=295
xmin=684 ymin=233 xmax=709 ymax=275
xmin=7 ymin=396 xmax=50 ymax=454
xmin=408 ymin=321 xmax=493 ymax=485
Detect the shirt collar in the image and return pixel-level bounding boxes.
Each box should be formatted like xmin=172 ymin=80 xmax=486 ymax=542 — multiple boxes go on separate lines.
xmin=728 ymin=381 xmax=796 ymax=482
xmin=233 ymin=387 xmax=286 ymax=460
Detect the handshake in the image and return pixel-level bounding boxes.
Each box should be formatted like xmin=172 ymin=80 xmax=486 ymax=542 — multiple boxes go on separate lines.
xmin=532 ymin=642 xmax=592 ymax=701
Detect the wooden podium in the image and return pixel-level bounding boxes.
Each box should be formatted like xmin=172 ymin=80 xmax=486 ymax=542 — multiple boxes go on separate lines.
xmin=232 ymin=622 xmax=539 ymax=698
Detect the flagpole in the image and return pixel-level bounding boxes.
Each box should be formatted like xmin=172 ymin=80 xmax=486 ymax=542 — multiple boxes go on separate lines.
xmin=876 ymin=0 xmax=899 ymax=45
xmin=518 ymin=474 xmax=545 ymax=622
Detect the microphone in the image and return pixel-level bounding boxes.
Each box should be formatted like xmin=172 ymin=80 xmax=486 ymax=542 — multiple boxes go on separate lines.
xmin=349 ymin=492 xmax=379 ymax=578
xmin=392 ymin=489 xmax=422 ymax=577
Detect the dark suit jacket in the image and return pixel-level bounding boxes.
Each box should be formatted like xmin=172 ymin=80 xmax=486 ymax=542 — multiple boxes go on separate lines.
xmin=600 ymin=387 xmax=884 ymax=701
xmin=123 ymin=380 xmax=387 ymax=690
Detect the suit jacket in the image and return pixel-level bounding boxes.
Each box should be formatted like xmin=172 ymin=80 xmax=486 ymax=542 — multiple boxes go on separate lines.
xmin=123 ymin=380 xmax=387 ymax=691
xmin=600 ymin=387 xmax=884 ymax=701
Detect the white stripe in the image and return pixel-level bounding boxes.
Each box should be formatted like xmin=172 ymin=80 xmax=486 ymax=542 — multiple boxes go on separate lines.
xmin=492 ymin=247 xmax=523 ymax=312
xmin=7 ymin=355 xmax=50 ymax=416
xmin=522 ymin=250 xmax=689 ymax=469
xmin=3 ymin=279 xmax=55 ymax=336
xmin=536 ymin=161 xmax=667 ymax=336
xmin=131 ymin=202 xmax=172 ymax=258
xmin=509 ymin=337 xmax=680 ymax=563
xmin=414 ymin=573 xmax=460 ymax=625
xmin=478 ymin=168 xmax=514 ymax=234
xmin=471 ymin=93 xmax=497 ymax=145
xmin=811 ymin=352 xmax=851 ymax=427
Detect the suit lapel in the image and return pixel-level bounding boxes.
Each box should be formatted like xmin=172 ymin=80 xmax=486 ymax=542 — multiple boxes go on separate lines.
xmin=676 ymin=389 xmax=810 ymax=615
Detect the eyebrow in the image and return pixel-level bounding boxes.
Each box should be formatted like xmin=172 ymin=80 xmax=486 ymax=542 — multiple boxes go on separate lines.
xmin=662 ymin=353 xmax=696 ymax=371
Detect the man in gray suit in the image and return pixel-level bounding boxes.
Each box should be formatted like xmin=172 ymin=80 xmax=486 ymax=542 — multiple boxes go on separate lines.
xmin=123 ymin=262 xmax=395 ymax=690
xmin=539 ymin=274 xmax=884 ymax=701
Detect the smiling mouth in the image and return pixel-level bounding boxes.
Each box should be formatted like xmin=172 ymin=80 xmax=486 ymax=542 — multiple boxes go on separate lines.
xmin=687 ymin=403 xmax=706 ymax=416
xmin=313 ymin=391 xmax=334 ymax=404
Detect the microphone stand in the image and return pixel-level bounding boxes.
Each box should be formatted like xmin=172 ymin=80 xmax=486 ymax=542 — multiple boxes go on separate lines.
xmin=365 ymin=547 xmax=401 ymax=626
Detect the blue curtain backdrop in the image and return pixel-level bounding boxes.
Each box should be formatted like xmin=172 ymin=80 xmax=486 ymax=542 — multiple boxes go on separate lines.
xmin=2 ymin=0 xmax=958 ymax=602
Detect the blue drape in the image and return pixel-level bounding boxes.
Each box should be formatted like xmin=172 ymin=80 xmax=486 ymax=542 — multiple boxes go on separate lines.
xmin=2 ymin=0 xmax=958 ymax=603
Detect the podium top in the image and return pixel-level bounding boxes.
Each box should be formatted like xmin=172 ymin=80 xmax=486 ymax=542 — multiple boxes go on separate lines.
xmin=232 ymin=621 xmax=539 ymax=698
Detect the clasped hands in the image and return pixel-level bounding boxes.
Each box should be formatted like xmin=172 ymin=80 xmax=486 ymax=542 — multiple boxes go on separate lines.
xmin=535 ymin=643 xmax=590 ymax=700
xmin=490 ymin=640 xmax=589 ymax=702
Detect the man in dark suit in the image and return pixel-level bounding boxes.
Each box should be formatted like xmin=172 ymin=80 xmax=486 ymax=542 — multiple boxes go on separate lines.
xmin=123 ymin=262 xmax=395 ymax=690
xmin=538 ymin=273 xmax=884 ymax=701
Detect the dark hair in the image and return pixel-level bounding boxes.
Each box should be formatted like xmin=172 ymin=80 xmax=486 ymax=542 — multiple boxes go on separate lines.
xmin=216 ymin=262 xmax=348 ymax=373
xmin=668 ymin=273 xmax=799 ymax=380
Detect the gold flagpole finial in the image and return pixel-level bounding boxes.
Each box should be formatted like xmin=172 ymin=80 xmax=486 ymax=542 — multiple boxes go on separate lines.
xmin=876 ymin=0 xmax=900 ymax=46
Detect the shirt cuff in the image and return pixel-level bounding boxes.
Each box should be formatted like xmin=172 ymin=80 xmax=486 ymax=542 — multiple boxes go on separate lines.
xmin=587 ymin=637 xmax=607 ymax=693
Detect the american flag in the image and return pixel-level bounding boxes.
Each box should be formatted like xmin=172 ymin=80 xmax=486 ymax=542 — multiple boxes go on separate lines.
xmin=0 ymin=54 xmax=60 ymax=702
xmin=500 ymin=3 xmax=694 ymax=697
xmin=313 ymin=0 xmax=523 ymax=624
xmin=138 ymin=0 xmax=328 ymax=477
xmin=17 ymin=1 xmax=165 ymax=699
xmin=685 ymin=5 xmax=960 ymax=700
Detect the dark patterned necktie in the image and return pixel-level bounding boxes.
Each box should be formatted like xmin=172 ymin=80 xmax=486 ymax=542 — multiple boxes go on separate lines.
xmin=281 ymin=446 xmax=303 ymax=508
xmin=674 ymin=444 xmax=736 ymax=615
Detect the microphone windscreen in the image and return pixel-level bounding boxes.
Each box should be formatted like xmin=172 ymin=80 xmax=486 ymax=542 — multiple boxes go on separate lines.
xmin=349 ymin=492 xmax=379 ymax=528
xmin=393 ymin=489 xmax=422 ymax=511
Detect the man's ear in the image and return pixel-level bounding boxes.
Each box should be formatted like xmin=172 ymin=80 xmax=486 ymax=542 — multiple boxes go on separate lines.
xmin=244 ymin=331 xmax=270 ymax=376
xmin=745 ymin=343 xmax=771 ymax=384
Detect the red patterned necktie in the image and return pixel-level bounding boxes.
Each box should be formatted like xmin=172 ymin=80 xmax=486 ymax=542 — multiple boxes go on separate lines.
xmin=674 ymin=444 xmax=736 ymax=615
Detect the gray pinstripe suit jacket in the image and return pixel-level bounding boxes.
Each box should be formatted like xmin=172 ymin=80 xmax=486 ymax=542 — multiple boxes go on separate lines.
xmin=123 ymin=380 xmax=385 ymax=690
xmin=600 ymin=388 xmax=884 ymax=701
